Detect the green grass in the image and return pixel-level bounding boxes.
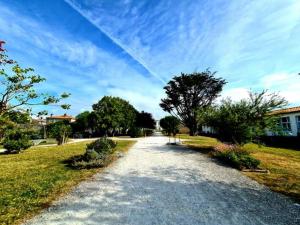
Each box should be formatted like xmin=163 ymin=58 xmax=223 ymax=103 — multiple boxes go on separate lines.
xmin=177 ymin=134 xmax=218 ymax=153
xmin=178 ymin=134 xmax=300 ymax=202
xmin=0 ymin=140 xmax=135 ymax=225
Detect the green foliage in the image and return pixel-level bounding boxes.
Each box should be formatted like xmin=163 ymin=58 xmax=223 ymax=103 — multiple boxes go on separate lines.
xmin=0 ymin=115 xmax=14 ymax=139
xmin=212 ymin=144 xmax=260 ymax=170
xmin=160 ymin=70 xmax=226 ymax=135
xmin=160 ymin=116 xmax=180 ymax=137
xmin=136 ymin=111 xmax=156 ymax=129
xmin=86 ymin=137 xmax=117 ymax=154
xmin=202 ymin=90 xmax=287 ymax=145
xmin=0 ymin=41 xmax=70 ymax=116
xmin=6 ymin=110 xmax=31 ymax=124
xmin=0 ymin=110 xmax=32 ymax=140
xmin=68 ymin=157 xmax=112 ymax=169
xmin=47 ymin=121 xmax=72 ymax=145
xmin=3 ymin=130 xmax=32 ymax=153
xmin=68 ymin=138 xmax=118 ymax=169
xmin=128 ymin=127 xmax=143 ymax=137
xmin=72 ymin=111 xmax=93 ymax=136
xmin=92 ymin=96 xmax=137 ymax=135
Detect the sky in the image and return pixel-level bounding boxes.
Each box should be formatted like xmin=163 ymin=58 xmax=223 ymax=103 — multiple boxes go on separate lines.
xmin=0 ymin=0 xmax=299 ymax=119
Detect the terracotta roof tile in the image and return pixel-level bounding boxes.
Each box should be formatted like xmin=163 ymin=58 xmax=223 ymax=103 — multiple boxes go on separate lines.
xmin=270 ymin=106 xmax=300 ymax=115
xmin=47 ymin=115 xmax=74 ymax=119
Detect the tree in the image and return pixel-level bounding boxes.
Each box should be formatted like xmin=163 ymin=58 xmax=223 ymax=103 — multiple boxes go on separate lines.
xmin=0 ymin=41 xmax=71 ymax=150
xmin=72 ymin=111 xmax=91 ymax=135
xmin=6 ymin=110 xmax=31 ymax=124
xmin=119 ymin=99 xmax=138 ymax=134
xmin=87 ymin=111 xmax=100 ymax=135
xmin=136 ymin=111 xmax=156 ymax=129
xmin=160 ymin=70 xmax=226 ymax=136
xmin=203 ymin=90 xmax=287 ymax=145
xmin=0 ymin=41 xmax=70 ymax=116
xmin=47 ymin=121 xmax=72 ymax=145
xmin=135 ymin=111 xmax=156 ymax=136
xmin=92 ymin=96 xmax=137 ymax=136
xmin=160 ymin=116 xmax=180 ymax=143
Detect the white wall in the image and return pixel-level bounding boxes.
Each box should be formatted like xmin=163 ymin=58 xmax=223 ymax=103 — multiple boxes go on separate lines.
xmin=269 ymin=112 xmax=300 ymax=136
xmin=202 ymin=125 xmax=215 ymax=134
xmin=288 ymin=112 xmax=300 ymax=136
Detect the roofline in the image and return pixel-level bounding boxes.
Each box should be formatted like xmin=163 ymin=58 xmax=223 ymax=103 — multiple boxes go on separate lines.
xmin=270 ymin=106 xmax=300 ymax=115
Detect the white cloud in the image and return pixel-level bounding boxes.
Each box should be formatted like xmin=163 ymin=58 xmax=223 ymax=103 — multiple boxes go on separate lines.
xmin=0 ymin=3 xmax=165 ymax=117
xmin=220 ymin=87 xmax=250 ymax=102
xmin=106 ymin=87 xmax=166 ymax=119
xmin=259 ymin=72 xmax=300 ymax=105
xmin=1 ymin=0 xmax=300 ymax=116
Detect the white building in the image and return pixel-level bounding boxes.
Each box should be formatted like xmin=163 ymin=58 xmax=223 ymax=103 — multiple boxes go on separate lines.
xmin=270 ymin=106 xmax=300 ymax=136
xmin=46 ymin=114 xmax=76 ymax=124
xmin=155 ymin=120 xmax=161 ymax=131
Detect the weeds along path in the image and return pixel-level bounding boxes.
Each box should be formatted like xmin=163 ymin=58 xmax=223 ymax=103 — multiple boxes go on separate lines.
xmin=24 ymin=135 xmax=299 ymax=225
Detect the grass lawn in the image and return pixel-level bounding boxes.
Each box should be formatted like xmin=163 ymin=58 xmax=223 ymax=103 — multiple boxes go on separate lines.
xmin=0 ymin=140 xmax=135 ymax=225
xmin=177 ymin=134 xmax=300 ymax=202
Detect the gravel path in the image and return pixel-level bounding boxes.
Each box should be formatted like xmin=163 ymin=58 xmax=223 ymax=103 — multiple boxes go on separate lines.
xmin=24 ymin=135 xmax=299 ymax=225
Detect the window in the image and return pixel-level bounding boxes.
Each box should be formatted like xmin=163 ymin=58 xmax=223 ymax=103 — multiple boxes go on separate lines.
xmin=280 ymin=116 xmax=291 ymax=131
xmin=296 ymin=116 xmax=300 ymax=133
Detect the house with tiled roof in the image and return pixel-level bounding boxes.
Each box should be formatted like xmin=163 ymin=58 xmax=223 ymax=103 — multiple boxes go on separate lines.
xmin=46 ymin=113 xmax=76 ymax=124
xmin=270 ymin=106 xmax=300 ymax=136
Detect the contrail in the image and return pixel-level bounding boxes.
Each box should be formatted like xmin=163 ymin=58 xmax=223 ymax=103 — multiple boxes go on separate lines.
xmin=64 ymin=0 xmax=166 ymax=84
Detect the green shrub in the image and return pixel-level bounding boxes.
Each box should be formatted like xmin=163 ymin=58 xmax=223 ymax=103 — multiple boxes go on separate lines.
xmin=68 ymin=137 xmax=117 ymax=169
xmin=67 ymin=155 xmax=113 ymax=169
xmin=128 ymin=127 xmax=142 ymax=138
xmin=212 ymin=144 xmax=260 ymax=170
xmin=239 ymin=154 xmax=260 ymax=169
xmin=3 ymin=130 xmax=33 ymax=153
xmin=86 ymin=137 xmax=116 ymax=154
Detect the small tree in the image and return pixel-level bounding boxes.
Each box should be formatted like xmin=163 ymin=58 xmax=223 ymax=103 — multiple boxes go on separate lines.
xmin=160 ymin=70 xmax=226 ymax=136
xmin=0 ymin=42 xmax=70 ymax=116
xmin=47 ymin=121 xmax=72 ymax=145
xmin=160 ymin=116 xmax=180 ymax=143
xmin=203 ymin=90 xmax=287 ymax=145
xmin=0 ymin=41 xmax=70 ymax=142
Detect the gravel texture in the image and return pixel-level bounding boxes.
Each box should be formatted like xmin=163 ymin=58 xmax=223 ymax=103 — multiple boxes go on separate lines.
xmin=24 ymin=135 xmax=300 ymax=225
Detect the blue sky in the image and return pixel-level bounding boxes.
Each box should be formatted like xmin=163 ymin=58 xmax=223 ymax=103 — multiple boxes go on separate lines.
xmin=0 ymin=0 xmax=299 ymax=119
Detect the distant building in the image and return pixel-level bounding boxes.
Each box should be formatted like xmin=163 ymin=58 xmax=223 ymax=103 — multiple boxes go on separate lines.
xmin=269 ymin=106 xmax=300 ymax=136
xmin=155 ymin=120 xmax=161 ymax=131
xmin=46 ymin=113 xmax=76 ymax=124
xmin=32 ymin=117 xmax=46 ymax=126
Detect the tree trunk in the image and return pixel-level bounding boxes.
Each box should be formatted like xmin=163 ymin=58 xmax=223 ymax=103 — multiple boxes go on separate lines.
xmin=189 ymin=125 xmax=197 ymax=136
xmin=189 ymin=130 xmax=195 ymax=136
